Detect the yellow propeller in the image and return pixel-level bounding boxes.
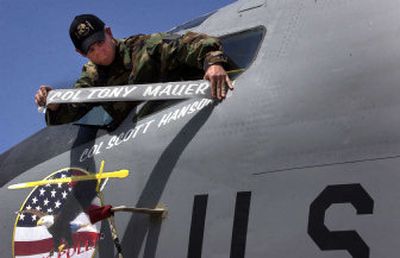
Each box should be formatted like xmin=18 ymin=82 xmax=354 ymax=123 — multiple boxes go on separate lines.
xmin=8 ymin=160 xmax=128 ymax=190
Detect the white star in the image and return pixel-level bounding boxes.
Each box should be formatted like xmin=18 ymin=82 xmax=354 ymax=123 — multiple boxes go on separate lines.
xmin=31 ymin=215 xmax=37 ymax=222
xmin=39 ymin=188 xmax=46 ymax=196
xmin=62 ymin=191 xmax=68 ymax=199
xmin=57 ymin=183 xmax=62 ymax=188
xmin=68 ymin=187 xmax=72 ymax=192
xmin=47 ymin=208 xmax=53 ymax=213
xmin=45 ymin=183 xmax=51 ymax=187
xmin=55 ymin=200 xmax=61 ymax=208
xmin=26 ymin=205 xmax=32 ymax=210
xmin=61 ymin=174 xmax=67 ymax=178
xmin=32 ymin=197 xmax=38 ymax=204
xmin=19 ymin=214 xmax=25 ymax=221
xmin=44 ymin=198 xmax=50 ymax=206
xmin=51 ymin=190 xmax=57 ymax=198
xmin=36 ymin=206 xmax=42 ymax=211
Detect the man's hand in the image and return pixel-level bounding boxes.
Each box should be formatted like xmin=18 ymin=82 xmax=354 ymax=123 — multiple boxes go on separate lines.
xmin=204 ymin=64 xmax=234 ymax=100
xmin=34 ymin=85 xmax=60 ymax=111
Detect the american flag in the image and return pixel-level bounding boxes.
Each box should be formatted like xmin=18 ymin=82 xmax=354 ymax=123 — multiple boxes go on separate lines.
xmin=13 ymin=169 xmax=101 ymax=258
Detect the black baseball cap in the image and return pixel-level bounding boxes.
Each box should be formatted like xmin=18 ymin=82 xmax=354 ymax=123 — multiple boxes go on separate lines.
xmin=69 ymin=14 xmax=105 ymax=54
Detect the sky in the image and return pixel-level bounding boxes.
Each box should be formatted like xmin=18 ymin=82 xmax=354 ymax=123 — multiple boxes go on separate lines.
xmin=0 ymin=0 xmax=235 ymax=154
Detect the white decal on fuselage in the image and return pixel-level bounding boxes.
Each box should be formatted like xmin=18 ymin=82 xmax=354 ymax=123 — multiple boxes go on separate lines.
xmin=48 ymin=90 xmax=83 ymax=102
xmin=143 ymin=82 xmax=209 ymax=97
xmin=157 ymin=99 xmax=212 ymax=127
xmin=87 ymin=86 xmax=138 ymax=99
xmin=79 ymin=98 xmax=213 ymax=162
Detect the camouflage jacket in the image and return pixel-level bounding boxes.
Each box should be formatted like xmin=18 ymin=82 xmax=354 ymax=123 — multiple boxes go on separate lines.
xmin=46 ymin=31 xmax=228 ymax=126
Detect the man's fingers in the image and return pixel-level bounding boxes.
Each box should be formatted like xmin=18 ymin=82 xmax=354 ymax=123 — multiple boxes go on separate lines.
xmin=225 ymin=75 xmax=234 ymax=90
xmin=212 ymin=76 xmax=220 ymax=100
xmin=204 ymin=66 xmax=234 ymax=100
xmin=40 ymin=87 xmax=48 ymax=98
xmin=34 ymin=95 xmax=41 ymax=106
xmin=215 ymin=78 xmax=220 ymax=99
xmin=40 ymin=85 xmax=52 ymax=91
xmin=36 ymin=85 xmax=53 ymax=107
xmin=219 ymin=78 xmax=226 ymax=99
xmin=40 ymin=85 xmax=53 ymax=97
xmin=209 ymin=77 xmax=216 ymax=99
xmin=35 ymin=91 xmax=42 ymax=106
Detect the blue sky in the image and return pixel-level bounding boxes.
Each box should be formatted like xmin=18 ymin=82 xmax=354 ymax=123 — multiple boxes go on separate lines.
xmin=0 ymin=0 xmax=235 ymax=154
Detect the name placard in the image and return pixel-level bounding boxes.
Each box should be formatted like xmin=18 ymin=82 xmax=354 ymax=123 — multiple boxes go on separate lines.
xmin=47 ymin=80 xmax=211 ymax=105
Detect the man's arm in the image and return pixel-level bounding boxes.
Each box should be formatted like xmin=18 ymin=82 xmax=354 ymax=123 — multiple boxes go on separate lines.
xmin=146 ymin=32 xmax=234 ymax=100
xmin=175 ymin=31 xmax=233 ymax=100
xmin=34 ymin=63 xmax=96 ymax=125
xmin=35 ymin=85 xmax=60 ymax=112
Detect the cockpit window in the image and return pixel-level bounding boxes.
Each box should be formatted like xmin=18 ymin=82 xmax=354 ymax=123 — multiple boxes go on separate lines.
xmin=220 ymin=26 xmax=265 ymax=72
xmin=74 ymin=26 xmax=265 ymax=128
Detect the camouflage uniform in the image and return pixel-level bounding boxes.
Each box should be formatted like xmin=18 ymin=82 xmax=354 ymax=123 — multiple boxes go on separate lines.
xmin=46 ymin=31 xmax=228 ymax=126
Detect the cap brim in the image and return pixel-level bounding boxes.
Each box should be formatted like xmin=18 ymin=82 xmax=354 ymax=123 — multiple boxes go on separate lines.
xmin=81 ymin=31 xmax=105 ymax=54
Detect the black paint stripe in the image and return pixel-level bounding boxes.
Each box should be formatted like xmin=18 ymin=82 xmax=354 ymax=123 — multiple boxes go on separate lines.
xmin=187 ymin=194 xmax=208 ymax=258
xmin=230 ymin=191 xmax=252 ymax=258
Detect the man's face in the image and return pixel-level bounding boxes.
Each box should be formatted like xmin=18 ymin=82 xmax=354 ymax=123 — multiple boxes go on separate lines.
xmin=84 ymin=28 xmax=116 ymax=66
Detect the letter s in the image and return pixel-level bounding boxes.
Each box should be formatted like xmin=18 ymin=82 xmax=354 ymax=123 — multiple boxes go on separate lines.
xmin=308 ymin=184 xmax=374 ymax=258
